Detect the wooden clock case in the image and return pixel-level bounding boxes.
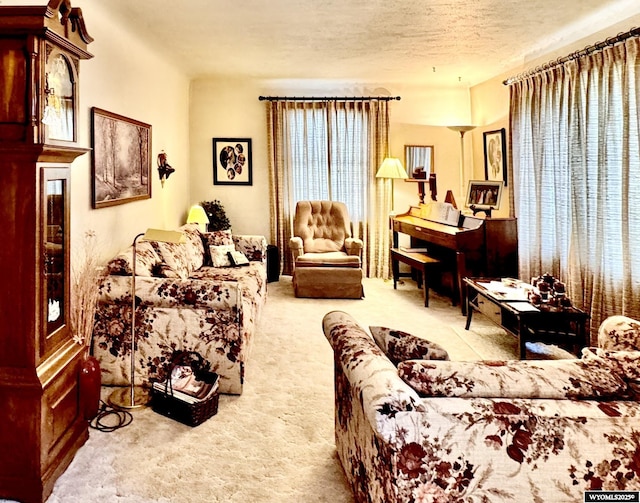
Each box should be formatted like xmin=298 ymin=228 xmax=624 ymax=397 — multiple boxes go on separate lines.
xmin=0 ymin=2 xmax=93 ymax=502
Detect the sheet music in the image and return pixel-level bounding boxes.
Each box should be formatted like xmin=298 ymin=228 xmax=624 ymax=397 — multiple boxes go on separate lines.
xmin=421 ymin=202 xmax=461 ymax=227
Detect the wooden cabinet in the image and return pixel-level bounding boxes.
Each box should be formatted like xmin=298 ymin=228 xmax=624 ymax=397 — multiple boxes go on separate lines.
xmin=0 ymin=2 xmax=93 ymax=502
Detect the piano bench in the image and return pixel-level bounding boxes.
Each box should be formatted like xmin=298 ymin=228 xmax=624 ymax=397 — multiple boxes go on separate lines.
xmin=390 ymin=248 xmax=441 ymax=307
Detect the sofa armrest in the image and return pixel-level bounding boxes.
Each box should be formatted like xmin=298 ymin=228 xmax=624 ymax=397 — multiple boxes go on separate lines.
xmin=233 ymin=234 xmax=267 ymax=262
xmin=322 ymin=310 xmax=425 ymax=440
xmin=598 ymin=315 xmax=640 ymax=351
xmin=98 ymin=274 xmax=241 ymax=310
xmin=345 ymin=237 xmax=363 ymax=256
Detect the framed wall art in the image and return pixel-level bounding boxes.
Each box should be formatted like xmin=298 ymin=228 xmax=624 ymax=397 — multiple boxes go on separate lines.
xmin=91 ymin=107 xmax=152 ymax=208
xmin=213 ymin=138 xmax=252 ymax=186
xmin=483 ymin=128 xmax=507 ymax=186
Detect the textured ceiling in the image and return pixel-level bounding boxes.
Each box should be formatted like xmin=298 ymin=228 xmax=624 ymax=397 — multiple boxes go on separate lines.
xmin=20 ymin=0 xmax=640 ymax=87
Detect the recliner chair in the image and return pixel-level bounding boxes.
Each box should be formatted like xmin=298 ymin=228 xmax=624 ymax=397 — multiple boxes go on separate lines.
xmin=289 ymin=201 xmax=364 ymax=298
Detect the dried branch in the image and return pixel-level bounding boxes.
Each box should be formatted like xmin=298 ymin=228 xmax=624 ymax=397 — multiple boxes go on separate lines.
xmin=70 ymin=230 xmax=107 ymax=352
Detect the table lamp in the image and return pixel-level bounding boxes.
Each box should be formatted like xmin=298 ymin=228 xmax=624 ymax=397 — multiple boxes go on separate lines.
xmin=109 ymin=228 xmax=186 ymax=409
xmin=375 ymin=157 xmax=407 ymax=214
xmin=186 ymin=204 xmax=210 ymax=232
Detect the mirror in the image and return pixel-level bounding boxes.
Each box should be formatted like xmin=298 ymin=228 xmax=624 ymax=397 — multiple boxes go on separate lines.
xmin=404 ymin=145 xmax=434 ymax=179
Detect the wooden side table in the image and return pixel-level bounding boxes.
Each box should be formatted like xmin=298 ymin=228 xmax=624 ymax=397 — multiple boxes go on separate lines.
xmin=464 ymin=277 xmax=590 ymax=358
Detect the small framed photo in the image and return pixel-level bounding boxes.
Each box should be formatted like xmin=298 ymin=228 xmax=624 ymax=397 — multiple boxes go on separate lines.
xmin=465 ymin=180 xmax=504 ymax=210
xmin=483 ymin=128 xmax=507 ymax=186
xmin=212 ymin=138 xmax=252 ymax=186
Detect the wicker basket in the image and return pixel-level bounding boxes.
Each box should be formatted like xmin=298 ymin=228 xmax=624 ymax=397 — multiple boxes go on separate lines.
xmin=151 ymin=387 xmax=219 ymax=426
xmin=150 ymin=351 xmax=219 ymax=427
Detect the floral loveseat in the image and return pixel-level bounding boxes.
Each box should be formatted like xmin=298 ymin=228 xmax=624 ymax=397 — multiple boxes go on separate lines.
xmin=93 ymin=224 xmax=267 ymax=395
xmin=323 ymin=311 xmax=640 ymax=502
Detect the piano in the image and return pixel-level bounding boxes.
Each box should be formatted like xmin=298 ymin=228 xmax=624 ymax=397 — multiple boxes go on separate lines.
xmin=391 ymin=203 xmax=518 ymax=314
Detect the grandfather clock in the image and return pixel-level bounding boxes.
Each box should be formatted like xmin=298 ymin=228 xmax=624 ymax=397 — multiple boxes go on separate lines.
xmin=0 ymin=2 xmax=93 ymax=502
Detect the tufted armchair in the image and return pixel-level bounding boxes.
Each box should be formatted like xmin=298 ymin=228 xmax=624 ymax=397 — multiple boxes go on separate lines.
xmin=289 ymin=200 xmax=364 ymax=298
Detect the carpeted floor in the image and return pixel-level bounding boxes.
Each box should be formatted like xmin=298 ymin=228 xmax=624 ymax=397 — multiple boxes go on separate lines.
xmin=35 ymin=276 xmax=520 ymax=503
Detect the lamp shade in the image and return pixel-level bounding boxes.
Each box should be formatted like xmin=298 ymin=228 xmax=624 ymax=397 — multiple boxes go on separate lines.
xmin=142 ymin=228 xmax=186 ymax=244
xmin=375 ymin=157 xmax=407 ymax=179
xmin=186 ymin=205 xmax=210 ymax=225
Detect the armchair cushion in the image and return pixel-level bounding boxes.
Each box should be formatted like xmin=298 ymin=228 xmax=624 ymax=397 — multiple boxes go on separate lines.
xmin=295 ymin=252 xmax=361 ymax=268
xmin=397 ymin=358 xmax=628 ymax=399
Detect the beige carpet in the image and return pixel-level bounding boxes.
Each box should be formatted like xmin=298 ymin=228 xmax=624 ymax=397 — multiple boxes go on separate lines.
xmin=36 ymin=276 xmax=519 ymax=503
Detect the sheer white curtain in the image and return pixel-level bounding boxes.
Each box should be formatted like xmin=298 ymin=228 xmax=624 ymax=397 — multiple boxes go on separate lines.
xmin=510 ymin=37 xmax=640 ymax=341
xmin=266 ymin=100 xmax=390 ymax=277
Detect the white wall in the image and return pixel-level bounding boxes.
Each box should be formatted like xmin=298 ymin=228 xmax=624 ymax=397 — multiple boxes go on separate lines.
xmin=189 ymin=80 xmax=473 ymax=242
xmin=0 ymin=0 xmax=193 ymax=263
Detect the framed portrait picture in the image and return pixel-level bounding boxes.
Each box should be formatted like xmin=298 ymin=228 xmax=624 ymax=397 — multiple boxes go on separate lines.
xmin=212 ymin=138 xmax=252 ymax=186
xmin=91 ymin=108 xmax=152 ymax=208
xmin=465 ymin=180 xmax=504 ymax=210
xmin=483 ymin=128 xmax=507 ymax=186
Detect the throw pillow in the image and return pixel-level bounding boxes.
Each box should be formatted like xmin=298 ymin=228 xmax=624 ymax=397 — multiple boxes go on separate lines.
xmin=106 ymin=241 xmax=161 ymax=277
xmin=150 ymin=241 xmax=191 ymax=279
xmin=397 ymin=358 xmax=629 ymax=400
xmin=228 ymin=250 xmax=250 ymax=267
xmin=202 ymin=230 xmax=233 ymax=265
xmin=209 ymin=244 xmax=235 ymax=267
xmin=369 ymin=326 xmax=449 ymax=365
xmin=151 ymin=262 xmax=181 ymax=278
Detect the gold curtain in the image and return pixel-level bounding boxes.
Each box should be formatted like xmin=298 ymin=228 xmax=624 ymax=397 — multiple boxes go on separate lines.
xmin=510 ymin=37 xmax=640 ymax=342
xmin=266 ymin=99 xmax=389 ymax=277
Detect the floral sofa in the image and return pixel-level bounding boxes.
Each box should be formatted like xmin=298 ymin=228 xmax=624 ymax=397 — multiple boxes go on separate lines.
xmin=322 ymin=311 xmax=640 ymax=502
xmin=93 ymin=224 xmax=267 ymax=395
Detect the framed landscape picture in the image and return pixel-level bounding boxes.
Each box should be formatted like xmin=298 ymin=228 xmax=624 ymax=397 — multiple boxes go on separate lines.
xmin=483 ymin=128 xmax=507 ymax=186
xmin=212 ymin=138 xmax=252 ymax=186
xmin=91 ymin=108 xmax=152 ymax=208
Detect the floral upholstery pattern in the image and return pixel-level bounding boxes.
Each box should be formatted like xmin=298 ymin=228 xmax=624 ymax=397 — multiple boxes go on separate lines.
xmin=106 ymin=240 xmax=161 ymax=276
xmin=323 ymin=310 xmax=640 ymax=502
xmin=93 ymin=226 xmax=267 ymax=395
xmin=369 ymin=326 xmax=449 ymax=365
xmin=598 ymin=315 xmax=640 ymax=351
xmin=398 ymin=357 xmax=628 ymax=399
xmin=201 ymin=230 xmax=233 ymax=265
xmin=209 ymin=244 xmax=235 ymax=267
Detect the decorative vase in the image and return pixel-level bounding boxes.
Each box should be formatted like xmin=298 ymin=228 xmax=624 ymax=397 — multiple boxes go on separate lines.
xmin=80 ymin=354 xmax=101 ymax=420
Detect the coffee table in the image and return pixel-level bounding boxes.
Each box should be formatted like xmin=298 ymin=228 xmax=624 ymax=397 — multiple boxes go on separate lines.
xmin=464 ymin=277 xmax=590 ymax=359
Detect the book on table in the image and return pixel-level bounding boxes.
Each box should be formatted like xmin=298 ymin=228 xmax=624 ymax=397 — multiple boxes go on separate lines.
xmin=152 ymin=365 xmax=219 ymax=404
xmin=399 ymin=246 xmax=429 ymax=253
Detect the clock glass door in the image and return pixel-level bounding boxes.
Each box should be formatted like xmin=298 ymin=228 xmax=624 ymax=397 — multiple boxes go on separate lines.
xmin=43 ymin=52 xmax=75 ymax=142
xmin=45 ymin=177 xmax=66 ymax=337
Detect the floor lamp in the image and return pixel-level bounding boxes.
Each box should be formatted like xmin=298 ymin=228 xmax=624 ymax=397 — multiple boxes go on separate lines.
xmin=447 ymin=126 xmax=476 ymax=199
xmin=109 ymin=228 xmax=186 ymax=409
xmin=375 ymin=157 xmax=408 ymax=214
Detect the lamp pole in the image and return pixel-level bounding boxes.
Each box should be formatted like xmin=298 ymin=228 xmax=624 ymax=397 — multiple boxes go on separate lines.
xmin=447 ymin=126 xmax=476 ymax=199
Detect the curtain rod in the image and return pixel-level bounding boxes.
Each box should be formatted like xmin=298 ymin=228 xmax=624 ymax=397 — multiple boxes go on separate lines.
xmin=503 ymin=26 xmax=640 ymax=86
xmin=258 ymin=96 xmax=401 ymax=102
